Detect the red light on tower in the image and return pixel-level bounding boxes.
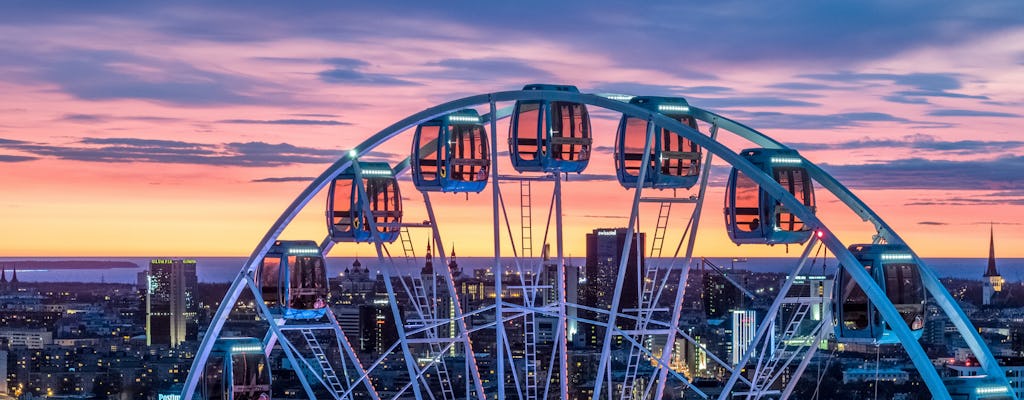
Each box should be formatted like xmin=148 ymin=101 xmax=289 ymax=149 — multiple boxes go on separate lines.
xmin=816 ymin=230 xmax=824 ymax=239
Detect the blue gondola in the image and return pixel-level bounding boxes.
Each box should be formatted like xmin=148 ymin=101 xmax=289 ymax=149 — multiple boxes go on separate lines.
xmin=327 ymin=162 xmax=402 ymax=243
xmin=834 ymin=244 xmax=925 ymax=344
xmin=614 ymin=96 xmax=702 ymax=189
xmin=508 ymin=84 xmax=592 ymax=173
xmin=256 ymin=240 xmax=329 ymax=320
xmin=202 ymin=337 xmax=271 ymax=400
xmin=724 ymin=148 xmax=816 ymax=245
xmin=412 ymin=109 xmax=490 ymax=192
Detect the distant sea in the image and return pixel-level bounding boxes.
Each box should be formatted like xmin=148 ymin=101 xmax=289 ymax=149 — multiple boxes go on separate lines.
xmin=0 ymin=256 xmax=1021 ymax=284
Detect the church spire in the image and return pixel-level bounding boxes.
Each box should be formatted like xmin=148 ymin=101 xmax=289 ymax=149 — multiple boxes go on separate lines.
xmin=985 ymin=223 xmax=1000 ymax=277
xmin=0 ymin=265 xmax=6 ymax=284
xmin=448 ymin=245 xmax=461 ymax=277
xmin=421 ymin=240 xmax=434 ymax=275
xmin=10 ymin=264 xmax=17 ymax=283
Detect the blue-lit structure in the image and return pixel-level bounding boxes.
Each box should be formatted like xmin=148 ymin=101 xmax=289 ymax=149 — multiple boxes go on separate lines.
xmin=508 ymin=84 xmax=592 ymax=173
xmin=327 ymin=161 xmax=402 ymax=243
xmin=182 ymin=85 xmax=1015 ymax=400
xmin=201 ymin=338 xmax=271 ymax=400
xmin=725 ymin=148 xmax=816 ymax=245
xmin=835 ymin=243 xmax=925 ymax=344
xmin=614 ymin=96 xmax=702 ymax=189
xmin=412 ymin=109 xmax=489 ymax=192
xmin=256 ymin=240 xmax=329 ymax=320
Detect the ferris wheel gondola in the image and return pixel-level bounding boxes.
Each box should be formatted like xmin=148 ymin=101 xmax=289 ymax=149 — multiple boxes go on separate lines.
xmin=724 ymin=148 xmax=816 ymax=245
xmin=508 ymin=84 xmax=593 ymax=173
xmin=201 ymin=338 xmax=271 ymax=400
xmin=834 ymin=243 xmax=926 ymax=344
xmin=255 ymin=240 xmax=329 ymax=320
xmin=614 ymin=96 xmax=703 ymax=189
xmin=412 ymin=109 xmax=490 ymax=192
xmin=327 ymin=161 xmax=402 ymax=243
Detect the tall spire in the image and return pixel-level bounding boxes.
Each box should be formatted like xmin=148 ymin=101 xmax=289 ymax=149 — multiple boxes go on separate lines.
xmin=421 ymin=240 xmax=434 ymax=275
xmin=10 ymin=264 xmax=17 ymax=283
xmin=448 ymin=245 xmax=461 ymax=277
xmin=0 ymin=265 xmax=6 ymax=284
xmin=985 ymin=223 xmax=1000 ymax=277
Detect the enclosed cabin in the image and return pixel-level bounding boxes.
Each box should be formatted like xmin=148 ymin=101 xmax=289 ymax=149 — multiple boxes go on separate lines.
xmin=412 ymin=109 xmax=490 ymax=192
xmin=202 ymin=337 xmax=271 ymax=400
xmin=509 ymin=84 xmax=593 ymax=173
xmin=614 ymin=96 xmax=703 ymax=189
xmin=834 ymin=244 xmax=925 ymax=344
xmin=256 ymin=240 xmax=329 ymax=320
xmin=328 ymin=162 xmax=402 ymax=243
xmin=724 ymin=148 xmax=816 ymax=245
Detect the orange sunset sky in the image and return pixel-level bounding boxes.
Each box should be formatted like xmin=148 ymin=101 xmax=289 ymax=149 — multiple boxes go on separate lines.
xmin=0 ymin=2 xmax=1022 ymax=258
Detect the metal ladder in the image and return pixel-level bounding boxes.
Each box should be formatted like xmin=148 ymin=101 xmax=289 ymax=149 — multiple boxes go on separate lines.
xmin=399 ymin=227 xmax=416 ymax=264
xmin=523 ymin=286 xmax=539 ymax=400
xmin=620 ymin=266 xmax=661 ymax=399
xmin=649 ymin=201 xmax=672 ymax=258
xmin=408 ymin=276 xmax=456 ymax=400
xmin=749 ymin=301 xmax=813 ymax=397
xmin=300 ymin=328 xmax=349 ymax=399
xmin=520 ymin=180 xmax=533 ymax=259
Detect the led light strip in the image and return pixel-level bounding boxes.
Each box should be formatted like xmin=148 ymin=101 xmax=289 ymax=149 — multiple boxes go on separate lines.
xmin=770 ymin=156 xmax=803 ymax=164
xmin=449 ymin=115 xmax=480 ymax=123
xmin=657 ymin=104 xmax=690 ymax=113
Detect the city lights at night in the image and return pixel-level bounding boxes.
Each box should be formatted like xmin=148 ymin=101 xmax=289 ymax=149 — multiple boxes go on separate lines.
xmin=0 ymin=2 xmax=1022 ymax=400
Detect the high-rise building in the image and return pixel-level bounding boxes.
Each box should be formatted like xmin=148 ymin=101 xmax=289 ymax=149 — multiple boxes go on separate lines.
xmin=0 ymin=349 xmax=6 ymax=395
xmin=702 ymin=271 xmax=742 ymax=320
xmin=579 ymin=228 xmax=645 ymax=349
xmin=731 ymin=309 xmax=756 ymax=365
xmin=145 ymin=259 xmax=198 ymax=347
xmin=983 ymin=225 xmax=1004 ymax=306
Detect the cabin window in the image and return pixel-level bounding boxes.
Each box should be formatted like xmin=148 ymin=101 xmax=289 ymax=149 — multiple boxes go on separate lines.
xmin=259 ymin=257 xmax=281 ymax=305
xmin=885 ymin=263 xmax=925 ymax=328
xmin=417 ymin=125 xmax=442 ymax=182
xmin=550 ymin=102 xmax=590 ymax=162
xmin=733 ymin=171 xmax=761 ymax=232
xmin=451 ymin=124 xmax=488 ymax=182
xmin=232 ymin=353 xmax=270 ymax=400
xmin=331 ymin=179 xmax=355 ymax=231
xmin=514 ymin=102 xmax=542 ymax=161
xmin=773 ymin=167 xmax=813 ymax=232
xmin=204 ymin=355 xmax=225 ymax=400
xmin=620 ymin=117 xmax=651 ymax=176
xmin=842 ymin=267 xmax=870 ymax=331
xmin=660 ymin=117 xmax=700 ymax=177
xmin=364 ymin=178 xmax=400 ymax=234
xmin=288 ymin=255 xmax=326 ymax=310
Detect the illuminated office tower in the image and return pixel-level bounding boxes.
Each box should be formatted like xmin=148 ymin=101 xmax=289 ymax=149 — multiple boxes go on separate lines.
xmin=580 ymin=228 xmax=645 ymax=349
xmin=731 ymin=309 xmax=756 ymax=365
xmin=146 ymin=259 xmax=198 ymax=347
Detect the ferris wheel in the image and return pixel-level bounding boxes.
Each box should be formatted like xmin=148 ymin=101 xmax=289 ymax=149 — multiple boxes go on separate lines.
xmin=180 ymin=85 xmax=1014 ymax=400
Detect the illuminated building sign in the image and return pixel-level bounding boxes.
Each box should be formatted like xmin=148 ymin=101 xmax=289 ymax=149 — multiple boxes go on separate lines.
xmin=151 ymin=259 xmax=197 ymax=264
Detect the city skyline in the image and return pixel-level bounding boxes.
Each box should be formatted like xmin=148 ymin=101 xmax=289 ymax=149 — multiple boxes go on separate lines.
xmin=0 ymin=2 xmax=1022 ymax=258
